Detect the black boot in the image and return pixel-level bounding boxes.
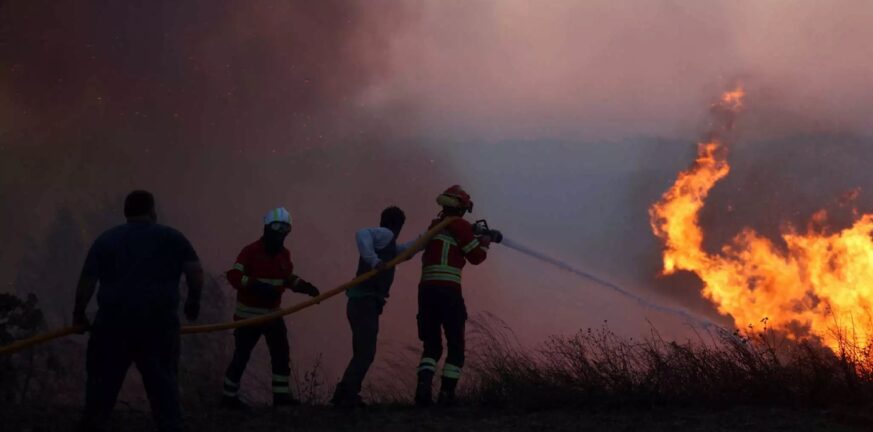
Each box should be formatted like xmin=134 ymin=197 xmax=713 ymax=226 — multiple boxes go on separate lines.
xmin=273 ymin=392 xmax=301 ymax=407
xmin=414 ymin=371 xmax=434 ymax=407
xmin=437 ymin=377 xmax=458 ymax=407
xmin=331 ymin=383 xmax=366 ymax=409
xmin=220 ymin=395 xmax=250 ymax=411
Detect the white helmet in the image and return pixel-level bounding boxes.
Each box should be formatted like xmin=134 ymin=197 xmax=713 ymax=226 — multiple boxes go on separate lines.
xmin=263 ymin=207 xmax=292 ymax=226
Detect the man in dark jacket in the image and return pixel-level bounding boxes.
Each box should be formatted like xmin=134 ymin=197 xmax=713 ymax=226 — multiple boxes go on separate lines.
xmin=74 ymin=190 xmax=203 ymax=432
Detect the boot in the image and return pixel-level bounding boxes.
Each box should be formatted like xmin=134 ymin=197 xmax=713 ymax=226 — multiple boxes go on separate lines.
xmin=273 ymin=392 xmax=301 ymax=407
xmin=220 ymin=395 xmax=250 ymax=411
xmin=437 ymin=376 xmax=458 ymax=407
xmin=333 ymin=394 xmax=366 ymax=409
xmin=331 ymin=383 xmax=366 ymax=409
xmin=414 ymin=371 xmax=434 ymax=407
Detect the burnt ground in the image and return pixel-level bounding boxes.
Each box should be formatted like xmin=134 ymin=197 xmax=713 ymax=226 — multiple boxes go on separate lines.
xmin=3 ymin=404 xmax=872 ymax=432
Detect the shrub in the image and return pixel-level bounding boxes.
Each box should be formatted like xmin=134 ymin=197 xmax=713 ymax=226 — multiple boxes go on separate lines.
xmin=464 ymin=315 xmax=873 ymax=410
xmin=0 ymin=292 xmax=46 ymax=403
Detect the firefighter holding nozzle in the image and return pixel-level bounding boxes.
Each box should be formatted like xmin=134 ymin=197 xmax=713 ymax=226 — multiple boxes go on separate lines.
xmin=414 ymin=185 xmax=502 ymax=407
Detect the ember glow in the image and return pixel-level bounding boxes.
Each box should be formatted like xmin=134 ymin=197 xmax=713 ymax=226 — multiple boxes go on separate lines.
xmin=650 ymin=88 xmax=873 ymax=353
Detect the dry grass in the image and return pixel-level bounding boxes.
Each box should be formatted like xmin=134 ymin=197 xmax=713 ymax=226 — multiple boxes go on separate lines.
xmin=462 ymin=314 xmax=873 ymax=410
xmin=4 ymin=293 xmax=873 ymax=430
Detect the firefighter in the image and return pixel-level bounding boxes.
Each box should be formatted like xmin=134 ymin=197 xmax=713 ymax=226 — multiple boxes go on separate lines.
xmin=414 ymin=185 xmax=494 ymax=407
xmin=330 ymin=206 xmax=422 ymax=408
xmin=221 ymin=207 xmax=320 ymax=409
xmin=74 ymin=190 xmax=204 ymax=432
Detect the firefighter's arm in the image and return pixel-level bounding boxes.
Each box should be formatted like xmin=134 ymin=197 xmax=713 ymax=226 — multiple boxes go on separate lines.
xmin=282 ymin=255 xmax=319 ymax=297
xmin=287 ymin=274 xmax=319 ymax=297
xmin=226 ymin=248 xmax=283 ymax=303
xmin=284 ymin=274 xmax=302 ymax=290
xmin=226 ymin=249 xmax=251 ymax=290
xmin=452 ymin=220 xmax=488 ymax=265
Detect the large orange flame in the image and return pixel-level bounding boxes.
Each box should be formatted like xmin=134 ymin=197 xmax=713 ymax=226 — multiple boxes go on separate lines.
xmin=650 ymin=88 xmax=873 ymax=353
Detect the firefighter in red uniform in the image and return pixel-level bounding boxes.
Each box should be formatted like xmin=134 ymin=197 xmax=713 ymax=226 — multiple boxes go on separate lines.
xmin=221 ymin=207 xmax=320 ymax=409
xmin=415 ymin=185 xmax=497 ymax=407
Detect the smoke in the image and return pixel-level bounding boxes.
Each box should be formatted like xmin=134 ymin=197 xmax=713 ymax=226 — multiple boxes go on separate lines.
xmin=361 ymin=1 xmax=873 ymax=342
xmin=0 ymin=0 xmax=441 ymax=392
xmin=3 ymin=0 xmax=873 ymax=399
xmin=373 ymin=1 xmax=873 ymax=141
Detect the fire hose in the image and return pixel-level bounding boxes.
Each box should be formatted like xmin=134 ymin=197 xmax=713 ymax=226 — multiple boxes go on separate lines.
xmin=0 ymin=217 xmax=459 ymax=356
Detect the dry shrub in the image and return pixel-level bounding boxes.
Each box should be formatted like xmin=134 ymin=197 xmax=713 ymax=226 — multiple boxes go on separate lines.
xmin=464 ymin=314 xmax=873 ymax=410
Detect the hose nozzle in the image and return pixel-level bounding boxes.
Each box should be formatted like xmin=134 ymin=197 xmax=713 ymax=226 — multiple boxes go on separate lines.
xmin=473 ymin=219 xmax=503 ymax=243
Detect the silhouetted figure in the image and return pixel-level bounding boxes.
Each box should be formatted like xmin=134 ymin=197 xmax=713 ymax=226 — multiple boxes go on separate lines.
xmin=221 ymin=207 xmax=320 ymax=409
xmin=415 ymin=186 xmax=492 ymax=407
xmin=331 ymin=206 xmax=420 ymax=408
xmin=74 ymin=190 xmax=203 ymax=432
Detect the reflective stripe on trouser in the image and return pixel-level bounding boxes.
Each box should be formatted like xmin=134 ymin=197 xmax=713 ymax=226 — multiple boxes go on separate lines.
xmin=272 ymin=374 xmax=291 ymax=394
xmin=224 ymin=319 xmax=291 ymax=397
xmin=418 ymin=285 xmax=468 ymax=376
xmin=442 ymin=363 xmax=462 ymax=379
xmin=418 ymin=357 xmax=437 ymax=374
xmin=223 ymin=377 xmax=239 ymax=397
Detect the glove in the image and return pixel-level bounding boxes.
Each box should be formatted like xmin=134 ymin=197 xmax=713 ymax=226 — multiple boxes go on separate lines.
xmin=184 ymin=297 xmax=200 ymax=321
xmin=480 ymin=235 xmax=492 ymax=248
xmin=488 ymin=229 xmax=503 ymax=244
xmin=72 ymin=310 xmax=90 ymax=334
xmin=251 ymin=280 xmax=281 ymax=303
xmin=295 ymin=279 xmax=320 ymax=297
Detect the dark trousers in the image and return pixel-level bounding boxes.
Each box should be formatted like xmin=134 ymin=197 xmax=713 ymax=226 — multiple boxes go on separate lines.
xmin=417 ymin=285 xmax=467 ymax=373
xmin=223 ymin=319 xmax=290 ymax=395
xmin=80 ymin=323 xmax=181 ymax=432
xmin=335 ymin=297 xmax=383 ymax=399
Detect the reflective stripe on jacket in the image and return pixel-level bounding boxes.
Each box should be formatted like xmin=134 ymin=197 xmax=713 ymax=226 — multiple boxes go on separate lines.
xmin=419 ymin=217 xmax=487 ymax=288
xmin=225 ymin=239 xmax=295 ymax=319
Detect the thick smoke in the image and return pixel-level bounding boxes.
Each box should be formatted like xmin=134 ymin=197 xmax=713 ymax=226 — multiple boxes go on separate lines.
xmin=0 ymin=0 xmax=441 ymax=394
xmin=3 ymin=0 xmax=873 ymax=399
xmin=363 ymin=0 xmax=873 ymax=342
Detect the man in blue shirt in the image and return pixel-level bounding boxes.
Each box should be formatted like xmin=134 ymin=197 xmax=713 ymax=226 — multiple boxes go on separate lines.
xmin=73 ymin=190 xmax=203 ymax=432
xmin=330 ymin=206 xmax=419 ymax=408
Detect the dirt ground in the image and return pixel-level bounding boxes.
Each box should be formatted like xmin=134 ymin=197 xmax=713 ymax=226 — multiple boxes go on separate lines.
xmin=4 ymin=404 xmax=872 ymax=432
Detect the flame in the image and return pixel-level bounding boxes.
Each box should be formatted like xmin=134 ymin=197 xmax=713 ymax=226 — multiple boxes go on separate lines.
xmin=719 ymin=87 xmax=745 ymax=110
xmin=650 ymin=88 xmax=873 ymax=353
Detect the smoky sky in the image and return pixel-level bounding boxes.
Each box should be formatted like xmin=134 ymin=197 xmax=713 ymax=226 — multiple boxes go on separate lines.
xmin=3 ymin=0 xmax=873 ymax=395
xmin=364 ymin=0 xmax=873 ymax=339
xmin=0 ymin=0 xmax=439 ymax=388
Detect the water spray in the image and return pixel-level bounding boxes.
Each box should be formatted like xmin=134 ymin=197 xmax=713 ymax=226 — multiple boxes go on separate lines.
xmin=487 ymin=230 xmax=722 ymax=331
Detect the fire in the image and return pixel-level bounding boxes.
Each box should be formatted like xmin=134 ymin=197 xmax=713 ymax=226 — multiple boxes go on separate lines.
xmin=650 ymin=87 xmax=873 ymax=353
xmin=719 ymin=88 xmax=745 ymax=110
